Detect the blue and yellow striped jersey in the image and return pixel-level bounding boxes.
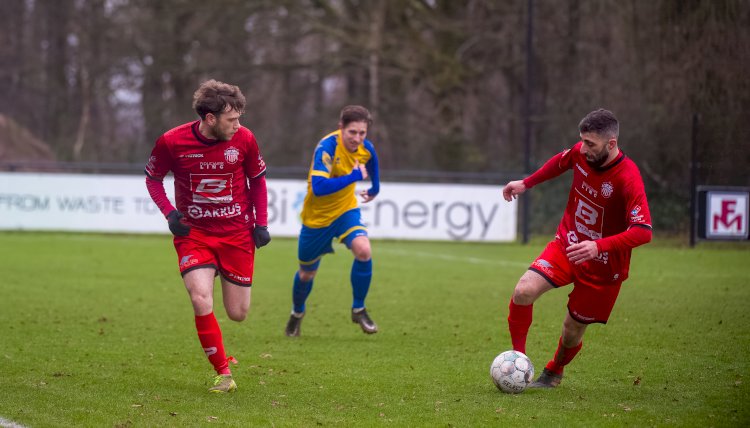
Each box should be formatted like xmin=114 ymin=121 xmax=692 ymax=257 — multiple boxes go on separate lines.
xmin=301 ymin=130 xmax=379 ymax=228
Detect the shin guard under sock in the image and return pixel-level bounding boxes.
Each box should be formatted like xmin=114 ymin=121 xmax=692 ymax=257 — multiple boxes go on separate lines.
xmin=545 ymin=337 xmax=583 ymax=375
xmin=195 ymin=312 xmax=230 ymax=375
xmin=351 ymin=259 xmax=372 ymax=309
xmin=507 ymin=299 xmax=533 ymax=354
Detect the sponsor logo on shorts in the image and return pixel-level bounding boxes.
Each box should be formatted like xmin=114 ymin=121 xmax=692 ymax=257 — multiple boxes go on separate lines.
xmin=532 ymin=259 xmax=554 ymax=277
xmin=180 ymin=255 xmax=198 ymax=269
xmin=228 ymin=272 xmax=252 ymax=282
xmin=571 ymin=310 xmax=595 ymax=322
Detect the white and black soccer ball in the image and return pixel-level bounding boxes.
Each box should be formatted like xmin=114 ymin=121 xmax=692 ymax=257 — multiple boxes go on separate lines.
xmin=490 ymin=350 xmax=534 ymax=394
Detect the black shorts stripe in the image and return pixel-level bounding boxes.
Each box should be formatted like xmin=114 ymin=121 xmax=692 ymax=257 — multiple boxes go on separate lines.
xmin=222 ymin=275 xmax=252 ymax=287
xmin=180 ymin=263 xmax=217 ymax=277
xmin=528 ymin=267 xmax=561 ymax=288
xmin=567 ymin=305 xmax=607 ymax=325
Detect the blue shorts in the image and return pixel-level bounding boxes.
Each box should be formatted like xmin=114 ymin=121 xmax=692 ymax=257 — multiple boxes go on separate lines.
xmin=298 ymin=208 xmax=368 ymax=270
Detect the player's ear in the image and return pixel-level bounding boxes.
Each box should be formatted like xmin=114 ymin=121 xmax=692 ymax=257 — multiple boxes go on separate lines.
xmin=338 ymin=121 xmax=343 ymax=130
xmin=608 ymin=138 xmax=617 ymax=149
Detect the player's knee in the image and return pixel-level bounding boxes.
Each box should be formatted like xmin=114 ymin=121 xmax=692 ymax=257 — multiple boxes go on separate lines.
xmin=512 ymin=280 xmax=538 ymax=305
xmin=299 ymin=269 xmax=316 ymax=282
xmin=227 ymin=305 xmax=249 ymax=322
xmin=353 ymin=248 xmax=371 ymax=261
xmin=351 ymin=240 xmax=371 ymax=261
xmin=189 ymin=292 xmax=213 ymax=313
xmin=227 ymin=310 xmax=247 ymax=322
xmin=351 ymin=235 xmax=372 ymax=262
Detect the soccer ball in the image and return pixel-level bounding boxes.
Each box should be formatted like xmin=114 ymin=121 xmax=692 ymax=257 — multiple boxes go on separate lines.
xmin=490 ymin=350 xmax=534 ymax=393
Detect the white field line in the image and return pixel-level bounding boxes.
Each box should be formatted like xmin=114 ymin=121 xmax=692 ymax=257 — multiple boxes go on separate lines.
xmin=380 ymin=248 xmax=529 ymax=268
xmin=0 ymin=417 xmax=27 ymax=428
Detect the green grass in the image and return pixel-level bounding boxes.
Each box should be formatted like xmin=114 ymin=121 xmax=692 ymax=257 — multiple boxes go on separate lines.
xmin=0 ymin=232 xmax=748 ymax=427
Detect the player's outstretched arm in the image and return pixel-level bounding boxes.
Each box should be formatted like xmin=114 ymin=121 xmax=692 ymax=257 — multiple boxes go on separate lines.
xmin=311 ymin=161 xmax=366 ymax=196
xmin=502 ymin=180 xmax=527 ymax=201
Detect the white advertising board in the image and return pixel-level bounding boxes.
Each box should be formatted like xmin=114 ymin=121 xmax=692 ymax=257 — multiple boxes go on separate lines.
xmin=706 ymin=190 xmax=749 ymax=239
xmin=0 ymin=172 xmax=517 ymax=242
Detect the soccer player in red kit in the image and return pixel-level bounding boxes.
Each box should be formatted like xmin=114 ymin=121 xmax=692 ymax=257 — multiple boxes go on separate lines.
xmin=502 ymin=108 xmax=652 ymax=388
xmin=145 ymin=79 xmax=270 ymax=393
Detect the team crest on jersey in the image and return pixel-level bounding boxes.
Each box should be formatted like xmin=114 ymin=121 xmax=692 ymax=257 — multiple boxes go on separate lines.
xmin=601 ymin=182 xmax=614 ymax=198
xmin=224 ymin=146 xmax=240 ymax=164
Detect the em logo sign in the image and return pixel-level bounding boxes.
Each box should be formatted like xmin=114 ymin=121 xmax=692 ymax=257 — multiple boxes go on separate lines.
xmin=707 ymin=190 xmax=749 ymax=240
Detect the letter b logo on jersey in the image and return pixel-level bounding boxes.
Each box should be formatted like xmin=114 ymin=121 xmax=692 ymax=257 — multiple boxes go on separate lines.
xmin=575 ymin=199 xmax=598 ymax=225
xmin=574 ymin=194 xmax=604 ymax=240
xmin=196 ymin=179 xmax=226 ymax=193
xmin=190 ymin=173 xmax=233 ymax=203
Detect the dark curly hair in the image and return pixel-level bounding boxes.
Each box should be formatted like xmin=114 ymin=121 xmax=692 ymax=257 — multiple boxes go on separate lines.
xmin=192 ymin=79 xmax=246 ymax=119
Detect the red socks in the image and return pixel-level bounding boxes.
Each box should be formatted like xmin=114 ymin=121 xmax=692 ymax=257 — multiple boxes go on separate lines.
xmin=508 ymin=298 xmax=583 ymax=376
xmin=195 ymin=312 xmax=230 ymax=375
xmin=507 ymin=299 xmax=533 ymax=354
xmin=545 ymin=337 xmax=583 ymax=375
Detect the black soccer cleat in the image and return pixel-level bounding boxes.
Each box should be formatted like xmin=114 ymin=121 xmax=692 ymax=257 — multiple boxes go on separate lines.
xmin=285 ymin=312 xmax=305 ymax=337
xmin=351 ymin=308 xmax=378 ymax=334
xmin=528 ymin=368 xmax=563 ymax=388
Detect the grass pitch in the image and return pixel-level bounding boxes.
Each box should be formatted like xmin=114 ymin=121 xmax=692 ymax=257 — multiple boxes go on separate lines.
xmin=0 ymin=232 xmax=748 ymax=427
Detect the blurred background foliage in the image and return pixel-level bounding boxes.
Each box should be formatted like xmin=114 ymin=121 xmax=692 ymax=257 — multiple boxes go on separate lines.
xmin=0 ymin=0 xmax=748 ymax=235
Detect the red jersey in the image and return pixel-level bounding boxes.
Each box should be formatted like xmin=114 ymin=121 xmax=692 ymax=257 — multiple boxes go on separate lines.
xmin=145 ymin=121 xmax=267 ymax=234
xmin=524 ymin=141 xmax=652 ymax=283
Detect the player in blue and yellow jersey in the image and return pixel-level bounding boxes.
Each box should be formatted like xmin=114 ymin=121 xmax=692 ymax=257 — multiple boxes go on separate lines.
xmin=285 ymin=105 xmax=381 ymax=337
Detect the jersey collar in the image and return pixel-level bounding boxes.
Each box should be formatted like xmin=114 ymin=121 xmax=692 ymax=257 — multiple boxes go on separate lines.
xmin=595 ymin=150 xmax=625 ymax=172
xmin=191 ymin=121 xmax=222 ymax=146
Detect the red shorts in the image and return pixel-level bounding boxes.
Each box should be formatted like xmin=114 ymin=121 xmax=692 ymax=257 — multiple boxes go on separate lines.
xmin=530 ymin=240 xmax=622 ymax=324
xmin=173 ymin=227 xmax=255 ymax=286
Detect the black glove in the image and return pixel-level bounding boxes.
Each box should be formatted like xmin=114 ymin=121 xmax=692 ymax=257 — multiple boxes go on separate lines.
xmin=166 ymin=210 xmax=191 ymax=236
xmin=253 ymin=225 xmax=271 ymax=248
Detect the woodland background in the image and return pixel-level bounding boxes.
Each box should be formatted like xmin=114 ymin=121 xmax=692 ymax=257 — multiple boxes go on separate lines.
xmin=1 ymin=0 xmax=748 ymax=235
